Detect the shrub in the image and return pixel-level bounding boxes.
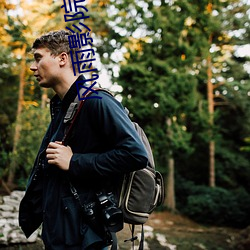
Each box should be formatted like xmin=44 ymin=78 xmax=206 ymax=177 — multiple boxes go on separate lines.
xmin=15 ymin=105 xmax=50 ymax=189
xmin=176 ymin=178 xmax=250 ymax=228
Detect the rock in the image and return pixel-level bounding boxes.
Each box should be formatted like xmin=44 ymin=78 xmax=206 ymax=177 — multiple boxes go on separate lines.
xmin=155 ymin=233 xmax=177 ymax=250
xmin=193 ymin=242 xmax=207 ymax=249
xmin=0 ymin=191 xmax=39 ymax=246
xmin=3 ymin=196 xmax=20 ymax=211
xmin=0 ymin=204 xmax=14 ymax=212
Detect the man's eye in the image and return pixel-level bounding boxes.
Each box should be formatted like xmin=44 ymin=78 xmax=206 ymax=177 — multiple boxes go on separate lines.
xmin=35 ymin=56 xmax=41 ymax=62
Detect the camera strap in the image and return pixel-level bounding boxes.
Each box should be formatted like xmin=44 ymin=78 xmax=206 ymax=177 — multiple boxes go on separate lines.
xmin=69 ymin=182 xmax=84 ymax=207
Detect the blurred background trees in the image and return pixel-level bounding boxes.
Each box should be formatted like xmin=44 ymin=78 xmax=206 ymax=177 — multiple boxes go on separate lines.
xmin=0 ymin=0 xmax=249 ymax=228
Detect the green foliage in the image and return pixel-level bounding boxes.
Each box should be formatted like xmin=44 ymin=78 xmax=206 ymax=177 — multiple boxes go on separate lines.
xmin=241 ymin=137 xmax=250 ymax=152
xmin=215 ymin=139 xmax=250 ymax=191
xmin=176 ymin=178 xmax=250 ymax=228
xmin=0 ymin=151 xmax=10 ymax=179
xmin=112 ymin=1 xmax=203 ymax=174
xmin=14 ymin=105 xmax=50 ymax=188
xmin=0 ymin=45 xmax=18 ymax=123
xmin=0 ymin=46 xmax=19 ymax=179
xmin=6 ymin=16 xmax=29 ymax=46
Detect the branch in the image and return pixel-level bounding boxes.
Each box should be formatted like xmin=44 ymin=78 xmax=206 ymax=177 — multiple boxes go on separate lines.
xmin=213 ymin=82 xmax=225 ymax=90
xmin=214 ymin=94 xmax=228 ymax=102
xmin=214 ymin=101 xmax=229 ymax=106
xmin=0 ymin=179 xmax=11 ymax=195
xmin=214 ymin=94 xmax=229 ymax=106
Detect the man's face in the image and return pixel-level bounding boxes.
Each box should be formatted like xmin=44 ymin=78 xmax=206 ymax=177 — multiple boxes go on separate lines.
xmin=30 ymin=47 xmax=61 ymax=88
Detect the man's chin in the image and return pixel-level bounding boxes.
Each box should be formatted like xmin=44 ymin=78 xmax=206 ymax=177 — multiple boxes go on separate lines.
xmin=39 ymin=82 xmax=50 ymax=88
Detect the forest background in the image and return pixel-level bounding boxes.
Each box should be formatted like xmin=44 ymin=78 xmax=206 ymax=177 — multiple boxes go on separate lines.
xmin=0 ymin=0 xmax=249 ymax=230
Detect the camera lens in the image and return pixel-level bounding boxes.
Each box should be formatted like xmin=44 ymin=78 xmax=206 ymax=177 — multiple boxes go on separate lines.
xmin=96 ymin=191 xmax=124 ymax=232
xmin=104 ymin=207 xmax=123 ymax=232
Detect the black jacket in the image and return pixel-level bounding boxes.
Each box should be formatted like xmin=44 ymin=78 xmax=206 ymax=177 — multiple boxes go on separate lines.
xmin=19 ymin=75 xmax=148 ymax=249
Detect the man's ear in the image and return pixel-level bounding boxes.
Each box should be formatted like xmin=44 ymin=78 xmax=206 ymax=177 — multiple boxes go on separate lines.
xmin=58 ymin=52 xmax=68 ymax=66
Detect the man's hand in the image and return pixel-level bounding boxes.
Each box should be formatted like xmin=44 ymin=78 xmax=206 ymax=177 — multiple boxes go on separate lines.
xmin=46 ymin=141 xmax=73 ymax=171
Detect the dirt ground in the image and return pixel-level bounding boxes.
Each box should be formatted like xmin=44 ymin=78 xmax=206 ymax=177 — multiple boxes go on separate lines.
xmin=117 ymin=211 xmax=243 ymax=250
xmin=1 ymin=211 xmax=249 ymax=250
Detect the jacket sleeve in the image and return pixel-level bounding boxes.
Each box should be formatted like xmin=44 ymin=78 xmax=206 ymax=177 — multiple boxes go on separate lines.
xmin=68 ymin=91 xmax=148 ymax=179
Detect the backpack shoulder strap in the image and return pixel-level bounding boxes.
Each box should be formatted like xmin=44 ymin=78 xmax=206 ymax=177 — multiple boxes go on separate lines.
xmin=63 ymin=94 xmax=82 ymax=124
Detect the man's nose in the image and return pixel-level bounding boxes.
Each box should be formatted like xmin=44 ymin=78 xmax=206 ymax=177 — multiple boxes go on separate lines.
xmin=30 ymin=62 xmax=37 ymax=72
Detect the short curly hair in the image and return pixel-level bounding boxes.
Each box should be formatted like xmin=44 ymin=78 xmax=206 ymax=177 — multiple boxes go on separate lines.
xmin=32 ymin=30 xmax=80 ymax=72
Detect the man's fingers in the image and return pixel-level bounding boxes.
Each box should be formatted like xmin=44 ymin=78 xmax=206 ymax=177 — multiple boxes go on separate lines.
xmin=45 ymin=142 xmax=72 ymax=170
xmin=47 ymin=159 xmax=57 ymax=165
xmin=48 ymin=142 xmax=62 ymax=148
xmin=46 ymin=153 xmax=55 ymax=159
xmin=46 ymin=148 xmax=55 ymax=153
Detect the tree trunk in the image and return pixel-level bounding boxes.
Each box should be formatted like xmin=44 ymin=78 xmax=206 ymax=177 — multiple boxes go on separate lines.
xmin=207 ymin=33 xmax=215 ymax=188
xmin=164 ymin=117 xmax=176 ymax=211
xmin=209 ymin=140 xmax=215 ymax=187
xmin=7 ymin=45 xmax=26 ymax=188
xmin=165 ymin=156 xmax=176 ymax=211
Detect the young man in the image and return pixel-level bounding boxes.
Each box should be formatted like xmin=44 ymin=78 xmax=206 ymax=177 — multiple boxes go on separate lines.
xmin=19 ymin=30 xmax=148 ymax=250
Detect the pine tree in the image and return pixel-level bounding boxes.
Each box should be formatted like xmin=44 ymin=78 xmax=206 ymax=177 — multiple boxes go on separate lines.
xmin=197 ymin=0 xmax=250 ymax=188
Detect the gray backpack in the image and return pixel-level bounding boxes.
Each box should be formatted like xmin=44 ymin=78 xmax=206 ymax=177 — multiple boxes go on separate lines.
xmin=118 ymin=117 xmax=164 ymax=250
xmin=118 ymin=118 xmax=165 ymax=224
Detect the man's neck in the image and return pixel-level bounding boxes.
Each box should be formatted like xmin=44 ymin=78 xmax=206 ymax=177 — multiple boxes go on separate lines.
xmin=54 ymin=74 xmax=80 ymax=100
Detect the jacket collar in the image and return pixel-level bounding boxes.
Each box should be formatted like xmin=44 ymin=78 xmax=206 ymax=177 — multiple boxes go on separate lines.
xmin=50 ymin=75 xmax=85 ymax=112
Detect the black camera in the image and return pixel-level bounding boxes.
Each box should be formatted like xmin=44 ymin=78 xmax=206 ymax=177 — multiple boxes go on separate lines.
xmin=83 ymin=191 xmax=123 ymax=233
xmin=96 ymin=191 xmax=123 ymax=232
